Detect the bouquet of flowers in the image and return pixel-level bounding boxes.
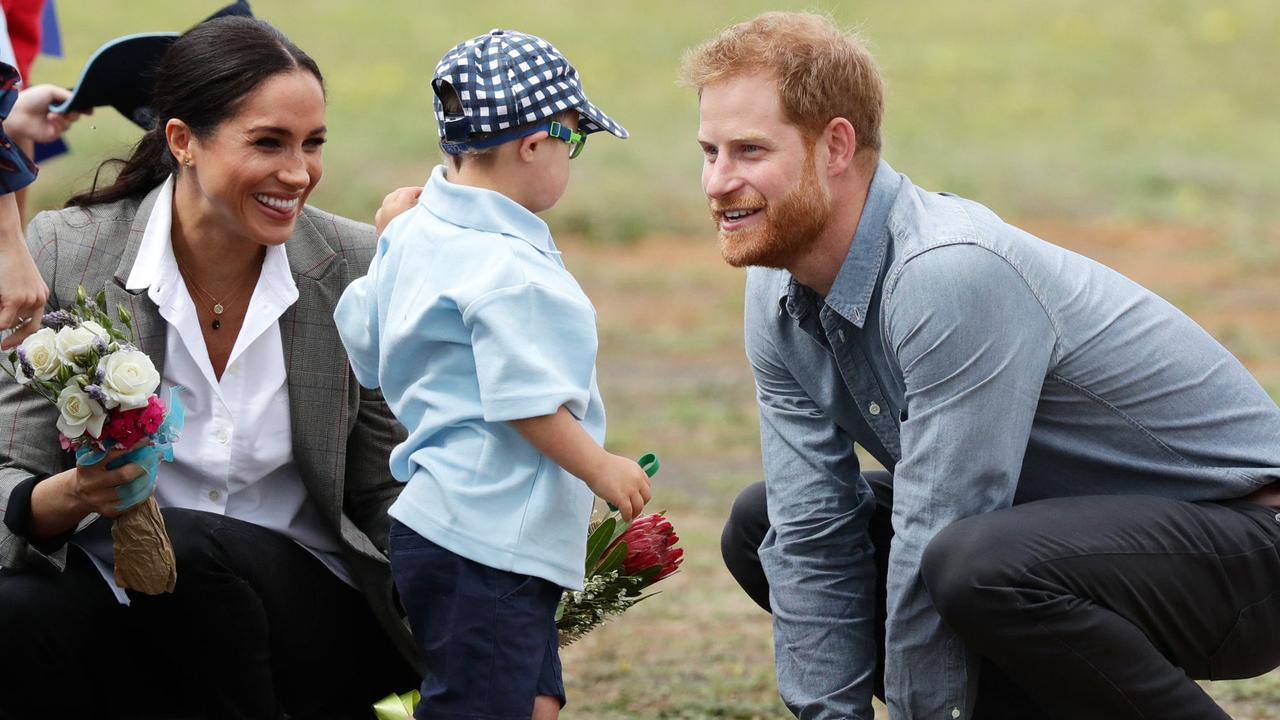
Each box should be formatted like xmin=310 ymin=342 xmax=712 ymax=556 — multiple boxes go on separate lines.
xmin=555 ymin=509 xmax=684 ymax=646
xmin=1 ymin=286 xmax=184 ymax=594
xmin=556 ymin=452 xmax=683 ymax=646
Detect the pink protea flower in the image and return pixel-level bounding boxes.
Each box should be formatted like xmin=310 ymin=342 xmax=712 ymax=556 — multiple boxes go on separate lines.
xmin=611 ymin=513 xmax=684 ymax=581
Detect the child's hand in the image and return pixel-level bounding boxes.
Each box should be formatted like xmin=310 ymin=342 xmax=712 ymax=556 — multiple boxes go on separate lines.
xmin=374 ymin=186 xmax=423 ymax=236
xmin=585 ymin=453 xmax=652 ymax=522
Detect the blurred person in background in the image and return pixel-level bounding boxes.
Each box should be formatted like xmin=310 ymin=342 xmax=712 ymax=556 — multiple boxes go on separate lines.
xmin=0 ymin=56 xmax=78 ymax=348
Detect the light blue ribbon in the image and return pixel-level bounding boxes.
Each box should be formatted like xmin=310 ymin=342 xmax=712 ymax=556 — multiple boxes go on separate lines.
xmin=75 ymin=386 xmax=186 ymax=512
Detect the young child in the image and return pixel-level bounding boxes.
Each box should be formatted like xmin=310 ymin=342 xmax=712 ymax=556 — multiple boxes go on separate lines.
xmin=334 ymin=29 xmax=651 ymax=720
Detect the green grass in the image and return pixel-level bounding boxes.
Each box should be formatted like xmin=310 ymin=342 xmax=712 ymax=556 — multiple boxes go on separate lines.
xmin=26 ymin=0 xmax=1280 ymax=240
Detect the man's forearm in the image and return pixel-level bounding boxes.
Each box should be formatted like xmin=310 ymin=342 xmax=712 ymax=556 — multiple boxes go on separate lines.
xmin=764 ymin=522 xmax=880 ymax=719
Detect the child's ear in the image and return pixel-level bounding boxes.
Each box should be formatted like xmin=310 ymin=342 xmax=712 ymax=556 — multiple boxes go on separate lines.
xmin=517 ymin=132 xmax=549 ymax=163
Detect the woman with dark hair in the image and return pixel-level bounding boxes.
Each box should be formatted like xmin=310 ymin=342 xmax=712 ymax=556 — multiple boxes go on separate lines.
xmin=0 ymin=17 xmax=419 ymax=719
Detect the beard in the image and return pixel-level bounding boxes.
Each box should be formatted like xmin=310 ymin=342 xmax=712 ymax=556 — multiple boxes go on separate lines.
xmin=712 ymin=154 xmax=833 ymax=269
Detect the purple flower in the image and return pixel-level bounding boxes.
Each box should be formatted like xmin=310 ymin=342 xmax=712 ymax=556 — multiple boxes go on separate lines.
xmin=83 ymin=384 xmax=110 ymax=407
xmin=15 ymin=346 xmax=35 ymax=379
xmin=93 ymin=336 xmax=109 ymax=354
xmin=41 ymin=310 xmax=75 ymax=329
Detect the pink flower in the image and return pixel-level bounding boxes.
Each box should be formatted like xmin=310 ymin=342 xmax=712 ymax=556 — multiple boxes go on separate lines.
xmin=610 ymin=513 xmax=684 ymax=582
xmin=104 ymin=408 xmax=145 ymax=448
xmin=139 ymin=396 xmax=166 ymax=434
xmin=102 ymin=394 xmax=166 ymax=448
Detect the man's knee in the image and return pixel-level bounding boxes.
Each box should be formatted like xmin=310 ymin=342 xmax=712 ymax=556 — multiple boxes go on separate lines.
xmin=721 ymin=481 xmax=771 ymax=612
xmin=922 ymin=514 xmax=1026 ymax=635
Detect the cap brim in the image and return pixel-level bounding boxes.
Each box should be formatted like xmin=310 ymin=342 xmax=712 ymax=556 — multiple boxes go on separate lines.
xmin=49 ymin=32 xmax=179 ymax=129
xmin=577 ymin=98 xmax=628 ymax=139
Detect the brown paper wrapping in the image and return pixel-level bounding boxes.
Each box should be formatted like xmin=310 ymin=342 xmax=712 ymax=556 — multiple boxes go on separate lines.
xmin=111 ymin=495 xmax=177 ymax=594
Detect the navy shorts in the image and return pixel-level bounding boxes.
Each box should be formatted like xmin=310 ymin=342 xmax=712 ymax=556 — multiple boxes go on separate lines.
xmin=388 ymin=521 xmax=566 ymax=719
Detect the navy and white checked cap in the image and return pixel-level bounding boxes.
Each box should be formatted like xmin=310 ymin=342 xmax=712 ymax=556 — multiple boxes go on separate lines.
xmin=432 ymin=29 xmax=628 ymax=142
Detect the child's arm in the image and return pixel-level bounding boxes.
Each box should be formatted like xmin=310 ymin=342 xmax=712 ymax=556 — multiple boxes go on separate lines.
xmin=511 ymin=406 xmax=652 ymax=522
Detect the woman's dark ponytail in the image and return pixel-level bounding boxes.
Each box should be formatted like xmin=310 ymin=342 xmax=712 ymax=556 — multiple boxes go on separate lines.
xmin=67 ymin=127 xmax=176 ymax=208
xmin=66 ymin=16 xmax=323 ymax=208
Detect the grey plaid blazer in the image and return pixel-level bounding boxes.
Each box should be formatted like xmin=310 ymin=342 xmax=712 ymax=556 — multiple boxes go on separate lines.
xmin=0 ymin=185 xmax=419 ymax=668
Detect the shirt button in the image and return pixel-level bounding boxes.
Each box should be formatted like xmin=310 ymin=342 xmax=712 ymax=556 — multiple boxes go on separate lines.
xmin=834 ymin=329 xmax=845 ymax=343
xmin=214 ymin=428 xmax=230 ymax=444
xmin=1273 ymin=512 xmax=1280 ymax=523
xmin=208 ymin=489 xmax=221 ymax=501
xmin=952 ymin=709 xmax=961 ymax=719
xmin=868 ymin=402 xmax=881 ymax=416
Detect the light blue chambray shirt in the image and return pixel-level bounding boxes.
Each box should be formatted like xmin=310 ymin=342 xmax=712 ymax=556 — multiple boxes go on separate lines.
xmin=746 ymin=160 xmax=1280 ymax=719
xmin=334 ymin=165 xmax=601 ymax=591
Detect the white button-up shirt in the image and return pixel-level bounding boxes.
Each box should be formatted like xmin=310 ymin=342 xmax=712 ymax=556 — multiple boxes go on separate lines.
xmin=74 ymin=177 xmax=351 ymax=602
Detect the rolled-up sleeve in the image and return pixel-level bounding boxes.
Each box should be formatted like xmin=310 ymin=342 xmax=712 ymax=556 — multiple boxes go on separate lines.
xmin=882 ymin=244 xmax=1056 ymax=718
xmin=463 ymin=281 xmax=597 ymax=423
xmin=746 ymin=279 xmax=879 ymax=720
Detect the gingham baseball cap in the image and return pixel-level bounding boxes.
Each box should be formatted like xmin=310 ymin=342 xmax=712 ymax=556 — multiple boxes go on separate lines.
xmin=431 ymin=29 xmax=628 ymax=152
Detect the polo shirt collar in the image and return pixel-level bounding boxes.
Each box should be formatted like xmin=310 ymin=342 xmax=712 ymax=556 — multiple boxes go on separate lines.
xmin=420 ymin=164 xmax=557 ymax=254
xmin=779 ymin=159 xmax=901 ymax=328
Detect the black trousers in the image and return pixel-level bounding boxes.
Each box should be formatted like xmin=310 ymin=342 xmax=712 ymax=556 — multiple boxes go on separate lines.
xmin=0 ymin=509 xmax=418 ymax=720
xmin=721 ymin=475 xmax=1280 ymax=719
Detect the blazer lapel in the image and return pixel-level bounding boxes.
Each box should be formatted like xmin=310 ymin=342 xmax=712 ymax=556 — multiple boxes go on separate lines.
xmin=107 ymin=187 xmax=167 ymax=376
xmin=280 ymin=210 xmax=349 ymax=523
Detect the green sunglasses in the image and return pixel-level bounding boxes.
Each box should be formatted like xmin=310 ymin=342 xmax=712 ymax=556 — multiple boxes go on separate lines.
xmin=547 ymin=120 xmax=587 ymax=159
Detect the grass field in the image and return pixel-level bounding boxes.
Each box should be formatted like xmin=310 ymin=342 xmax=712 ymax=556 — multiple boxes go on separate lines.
xmin=19 ymin=1 xmax=1280 ymax=717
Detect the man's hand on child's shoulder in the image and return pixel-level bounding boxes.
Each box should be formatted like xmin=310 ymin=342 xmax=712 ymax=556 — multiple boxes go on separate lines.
xmin=375 ymin=186 xmax=424 ymax=236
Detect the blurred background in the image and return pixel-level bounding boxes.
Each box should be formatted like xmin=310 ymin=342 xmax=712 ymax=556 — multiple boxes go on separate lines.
xmin=25 ymin=1 xmax=1280 ymax=717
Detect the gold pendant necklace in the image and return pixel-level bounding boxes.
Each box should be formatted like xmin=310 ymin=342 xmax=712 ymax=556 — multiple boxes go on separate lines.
xmin=174 ymin=254 xmax=252 ymax=331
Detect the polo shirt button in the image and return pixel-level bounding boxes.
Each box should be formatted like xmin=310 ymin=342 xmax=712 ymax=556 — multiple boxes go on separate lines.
xmin=868 ymin=402 xmax=881 ymax=416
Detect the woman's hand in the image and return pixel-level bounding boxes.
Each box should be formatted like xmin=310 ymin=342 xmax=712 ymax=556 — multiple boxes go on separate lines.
xmin=0 ymin=194 xmax=46 ymax=350
xmin=29 ymin=442 xmax=150 ymax=538
xmin=374 ymin=186 xmax=422 ymax=236
xmin=3 ymin=85 xmax=83 ymax=145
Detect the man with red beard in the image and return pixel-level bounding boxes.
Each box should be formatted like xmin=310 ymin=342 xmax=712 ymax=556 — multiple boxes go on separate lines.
xmin=688 ymin=11 xmax=1280 ymax=720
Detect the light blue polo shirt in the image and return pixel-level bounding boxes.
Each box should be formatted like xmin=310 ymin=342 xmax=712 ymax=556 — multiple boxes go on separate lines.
xmin=334 ymin=165 xmax=602 ymax=590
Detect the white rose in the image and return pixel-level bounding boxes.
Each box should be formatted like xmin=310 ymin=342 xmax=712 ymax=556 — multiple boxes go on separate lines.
xmin=19 ymin=327 xmax=60 ymax=381
xmin=56 ymin=385 xmax=107 ymax=440
xmin=81 ymin=320 xmax=112 ymax=342
xmin=99 ymin=349 xmax=161 ymax=410
xmin=55 ymin=325 xmax=99 ymax=370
